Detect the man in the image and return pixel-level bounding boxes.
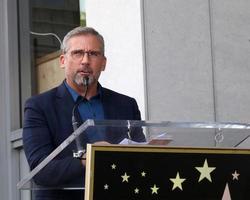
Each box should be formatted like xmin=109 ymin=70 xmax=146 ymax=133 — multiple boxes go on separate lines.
xmin=23 ymin=26 xmax=145 ymax=200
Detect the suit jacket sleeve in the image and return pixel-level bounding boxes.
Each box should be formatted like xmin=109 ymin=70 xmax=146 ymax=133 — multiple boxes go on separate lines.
xmin=23 ymin=96 xmax=84 ymax=186
xmin=130 ymin=99 xmax=146 ymax=142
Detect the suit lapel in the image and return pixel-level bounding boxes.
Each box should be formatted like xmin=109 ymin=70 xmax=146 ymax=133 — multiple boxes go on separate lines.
xmin=101 ymin=88 xmax=117 ymax=120
xmin=56 ymin=82 xmax=83 ymax=126
xmin=55 ymin=82 xmax=75 ymax=137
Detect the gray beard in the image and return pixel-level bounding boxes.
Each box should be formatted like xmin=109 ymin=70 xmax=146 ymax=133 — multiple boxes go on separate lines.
xmin=73 ymin=73 xmax=95 ymax=86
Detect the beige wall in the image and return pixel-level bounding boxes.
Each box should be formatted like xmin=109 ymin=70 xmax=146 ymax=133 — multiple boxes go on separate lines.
xmin=36 ymin=51 xmax=64 ymax=93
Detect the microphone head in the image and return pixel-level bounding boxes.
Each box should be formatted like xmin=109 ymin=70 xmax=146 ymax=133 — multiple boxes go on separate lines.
xmin=83 ymin=76 xmax=94 ymax=86
xmin=83 ymin=76 xmax=89 ymax=86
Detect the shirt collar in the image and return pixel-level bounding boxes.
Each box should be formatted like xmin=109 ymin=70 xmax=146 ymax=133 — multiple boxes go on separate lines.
xmin=64 ymin=80 xmax=102 ymax=102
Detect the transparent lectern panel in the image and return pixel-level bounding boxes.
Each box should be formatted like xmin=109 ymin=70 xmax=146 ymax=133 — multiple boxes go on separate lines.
xmin=145 ymin=123 xmax=250 ymax=148
xmin=17 ymin=120 xmax=250 ymax=191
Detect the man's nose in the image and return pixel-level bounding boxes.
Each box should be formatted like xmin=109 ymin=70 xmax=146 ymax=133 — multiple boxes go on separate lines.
xmin=80 ymin=52 xmax=90 ymax=63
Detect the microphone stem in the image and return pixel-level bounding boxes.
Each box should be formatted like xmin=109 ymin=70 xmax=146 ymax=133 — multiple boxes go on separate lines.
xmin=72 ymin=77 xmax=89 ymax=159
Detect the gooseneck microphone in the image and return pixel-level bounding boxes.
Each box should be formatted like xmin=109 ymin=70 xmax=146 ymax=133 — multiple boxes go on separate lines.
xmin=83 ymin=76 xmax=89 ymax=88
xmin=72 ymin=77 xmax=89 ymax=159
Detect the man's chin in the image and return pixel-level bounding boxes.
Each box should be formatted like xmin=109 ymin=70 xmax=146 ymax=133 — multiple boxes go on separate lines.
xmin=74 ymin=76 xmax=95 ymax=86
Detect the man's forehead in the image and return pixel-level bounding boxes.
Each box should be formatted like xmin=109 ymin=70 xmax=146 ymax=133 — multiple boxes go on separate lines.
xmin=67 ymin=35 xmax=101 ymax=49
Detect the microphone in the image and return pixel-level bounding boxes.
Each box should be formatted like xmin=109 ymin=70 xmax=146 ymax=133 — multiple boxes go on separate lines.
xmin=83 ymin=76 xmax=89 ymax=86
xmin=72 ymin=76 xmax=89 ymax=159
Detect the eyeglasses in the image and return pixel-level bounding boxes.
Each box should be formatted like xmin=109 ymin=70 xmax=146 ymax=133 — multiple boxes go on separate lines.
xmin=69 ymin=50 xmax=103 ymax=60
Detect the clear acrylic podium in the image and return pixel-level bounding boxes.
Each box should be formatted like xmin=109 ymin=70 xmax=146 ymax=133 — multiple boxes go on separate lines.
xmin=17 ymin=120 xmax=250 ymax=197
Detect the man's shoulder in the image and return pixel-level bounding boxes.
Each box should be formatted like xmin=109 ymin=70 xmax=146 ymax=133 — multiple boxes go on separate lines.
xmin=25 ymin=83 xmax=66 ymax=106
xmin=101 ymin=87 xmax=135 ymax=101
xmin=28 ymin=86 xmax=58 ymax=101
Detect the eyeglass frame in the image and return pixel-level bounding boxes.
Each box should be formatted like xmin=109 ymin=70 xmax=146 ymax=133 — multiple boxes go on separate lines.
xmin=66 ymin=49 xmax=104 ymax=60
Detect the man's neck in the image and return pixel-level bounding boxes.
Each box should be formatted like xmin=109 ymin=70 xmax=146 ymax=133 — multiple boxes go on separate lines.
xmin=83 ymin=83 xmax=98 ymax=100
xmin=66 ymin=80 xmax=98 ymax=100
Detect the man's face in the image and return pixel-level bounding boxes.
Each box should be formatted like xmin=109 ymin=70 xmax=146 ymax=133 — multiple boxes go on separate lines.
xmin=60 ymin=34 xmax=106 ymax=90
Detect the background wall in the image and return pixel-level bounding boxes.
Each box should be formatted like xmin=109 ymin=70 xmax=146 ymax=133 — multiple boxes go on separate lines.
xmin=211 ymin=0 xmax=250 ymax=122
xmin=144 ymin=0 xmax=215 ymax=122
xmin=144 ymin=0 xmax=250 ymax=123
xmin=36 ymin=51 xmax=64 ymax=93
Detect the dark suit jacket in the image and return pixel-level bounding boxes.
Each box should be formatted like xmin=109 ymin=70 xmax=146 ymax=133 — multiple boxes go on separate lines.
xmin=23 ymin=82 xmax=145 ymax=200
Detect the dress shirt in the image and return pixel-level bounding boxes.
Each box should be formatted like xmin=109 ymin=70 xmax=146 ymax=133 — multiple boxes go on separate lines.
xmin=64 ymin=81 xmax=104 ymax=121
xmin=64 ymin=81 xmax=105 ymax=142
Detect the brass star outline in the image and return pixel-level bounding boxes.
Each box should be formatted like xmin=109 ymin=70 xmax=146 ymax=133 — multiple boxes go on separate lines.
xmin=195 ymin=159 xmax=216 ymax=182
xmin=141 ymin=171 xmax=146 ymax=177
xmin=134 ymin=188 xmax=139 ymax=194
xmin=150 ymin=184 xmax=159 ymax=194
xmin=232 ymin=170 xmax=240 ymax=180
xmin=111 ymin=163 xmax=116 ymax=170
xmin=104 ymin=184 xmax=109 ymax=190
xmin=121 ymin=172 xmax=130 ymax=182
xmin=170 ymin=172 xmax=186 ymax=191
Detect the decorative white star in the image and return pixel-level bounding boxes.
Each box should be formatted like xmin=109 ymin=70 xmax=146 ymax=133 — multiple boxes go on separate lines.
xmin=121 ymin=172 xmax=130 ymax=182
xmin=150 ymin=184 xmax=159 ymax=194
xmin=232 ymin=170 xmax=240 ymax=180
xmin=111 ymin=164 xmax=116 ymax=170
xmin=104 ymin=184 xmax=109 ymax=190
xmin=195 ymin=159 xmax=216 ymax=182
xmin=170 ymin=172 xmax=186 ymax=191
xmin=134 ymin=188 xmax=139 ymax=194
xmin=141 ymin=171 xmax=146 ymax=177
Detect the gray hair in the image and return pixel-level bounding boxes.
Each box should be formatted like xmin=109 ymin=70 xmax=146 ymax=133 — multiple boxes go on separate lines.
xmin=61 ymin=26 xmax=105 ymax=55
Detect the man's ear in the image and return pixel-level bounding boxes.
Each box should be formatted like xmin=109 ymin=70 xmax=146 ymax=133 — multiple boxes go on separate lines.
xmin=59 ymin=54 xmax=65 ymax=69
xmin=101 ymin=57 xmax=107 ymax=71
